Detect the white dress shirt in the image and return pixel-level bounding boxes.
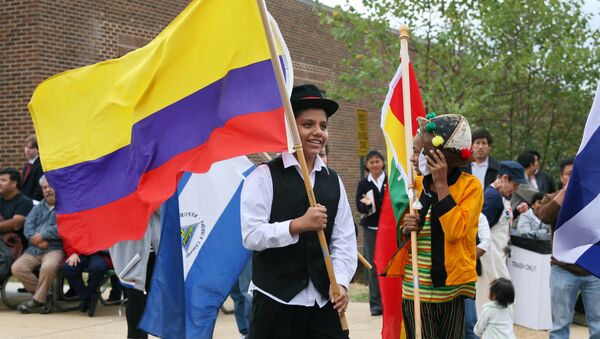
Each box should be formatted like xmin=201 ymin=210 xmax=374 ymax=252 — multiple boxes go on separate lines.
xmin=241 ymin=152 xmax=357 ymax=308
xmin=471 ymin=157 xmax=489 ymax=187
xmin=28 ymin=155 xmax=38 ymax=165
xmin=367 ymin=172 xmax=385 ymax=192
xmin=477 ymin=213 xmax=491 ymax=253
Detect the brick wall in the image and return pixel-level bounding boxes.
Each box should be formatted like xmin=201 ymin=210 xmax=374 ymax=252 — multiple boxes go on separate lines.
xmin=1 ymin=0 xmax=387 ymax=274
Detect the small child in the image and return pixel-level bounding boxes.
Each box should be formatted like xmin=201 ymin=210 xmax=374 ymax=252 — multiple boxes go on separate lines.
xmin=474 ymin=278 xmax=516 ymax=339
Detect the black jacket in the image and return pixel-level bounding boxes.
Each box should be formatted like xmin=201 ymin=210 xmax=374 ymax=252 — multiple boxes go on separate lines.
xmin=463 ymin=156 xmax=499 ymax=188
xmin=535 ymin=171 xmax=556 ymax=194
xmin=355 ymin=174 xmax=387 ymax=228
xmin=21 ymin=158 xmax=44 ymax=201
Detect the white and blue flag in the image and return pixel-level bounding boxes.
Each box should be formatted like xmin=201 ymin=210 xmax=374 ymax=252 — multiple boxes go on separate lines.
xmin=140 ymin=156 xmax=255 ymax=338
xmin=554 ymin=82 xmax=600 ymax=278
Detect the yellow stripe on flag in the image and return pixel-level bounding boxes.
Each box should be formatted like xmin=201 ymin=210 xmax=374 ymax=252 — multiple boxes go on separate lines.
xmin=383 ymin=106 xmax=408 ymax=176
xmin=30 ymin=0 xmax=273 ymax=171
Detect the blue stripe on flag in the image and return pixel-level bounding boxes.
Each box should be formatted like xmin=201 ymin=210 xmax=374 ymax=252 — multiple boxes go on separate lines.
xmin=556 ymin=125 xmax=600 ymax=229
xmin=177 ymin=172 xmax=193 ymax=194
xmin=140 ymin=193 xmax=186 ymax=338
xmin=576 ymin=243 xmax=600 ymax=277
xmin=183 ymin=183 xmax=250 ymax=337
xmin=140 ymin=158 xmax=253 ymax=338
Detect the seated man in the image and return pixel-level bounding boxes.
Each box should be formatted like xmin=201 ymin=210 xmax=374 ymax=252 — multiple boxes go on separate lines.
xmin=0 ymin=168 xmax=34 ymax=252
xmin=11 ymin=175 xmax=64 ymax=314
xmin=62 ymin=246 xmax=112 ymax=317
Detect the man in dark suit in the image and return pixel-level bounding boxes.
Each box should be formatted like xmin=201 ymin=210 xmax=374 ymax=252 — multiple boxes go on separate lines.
xmin=528 ymin=150 xmax=556 ymax=194
xmin=21 ymin=135 xmax=44 ymax=201
xmin=463 ymin=128 xmax=499 ymax=189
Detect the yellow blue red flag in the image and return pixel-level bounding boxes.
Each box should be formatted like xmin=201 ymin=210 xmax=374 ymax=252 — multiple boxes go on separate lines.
xmin=28 ymin=0 xmax=291 ymax=253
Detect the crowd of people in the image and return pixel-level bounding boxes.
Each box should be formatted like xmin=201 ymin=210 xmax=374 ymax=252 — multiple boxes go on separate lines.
xmin=0 ymin=136 xmax=156 ymax=337
xmin=1 ymin=83 xmax=598 ymax=339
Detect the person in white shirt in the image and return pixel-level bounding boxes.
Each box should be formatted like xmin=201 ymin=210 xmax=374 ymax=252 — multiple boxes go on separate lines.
xmin=355 ymin=149 xmax=386 ymax=316
xmin=464 ymin=129 xmax=499 ymax=189
xmin=474 ymin=277 xmax=516 ymax=339
xmin=241 ymin=84 xmax=357 ymax=339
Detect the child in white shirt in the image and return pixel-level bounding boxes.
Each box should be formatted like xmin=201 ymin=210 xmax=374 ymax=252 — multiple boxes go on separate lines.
xmin=474 ymin=278 xmax=516 ymax=339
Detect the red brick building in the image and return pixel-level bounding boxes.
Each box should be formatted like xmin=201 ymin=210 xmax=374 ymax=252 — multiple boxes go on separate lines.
xmin=1 ymin=0 xmax=387 ymax=256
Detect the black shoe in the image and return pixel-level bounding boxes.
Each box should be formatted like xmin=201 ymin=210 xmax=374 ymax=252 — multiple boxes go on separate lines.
xmin=79 ymin=297 xmax=89 ymax=313
xmin=64 ymin=288 xmax=77 ymax=298
xmin=40 ymin=303 xmax=53 ymax=314
xmin=17 ymin=299 xmax=44 ymax=314
xmin=88 ymin=293 xmax=99 ymax=317
xmin=107 ymin=290 xmax=122 ymax=302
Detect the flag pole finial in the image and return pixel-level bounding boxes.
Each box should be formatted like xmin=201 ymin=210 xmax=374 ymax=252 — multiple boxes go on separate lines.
xmin=399 ymin=24 xmax=410 ymax=40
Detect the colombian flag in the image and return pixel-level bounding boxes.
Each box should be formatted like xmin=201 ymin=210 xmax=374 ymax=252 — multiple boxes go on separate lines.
xmin=376 ymin=63 xmax=425 ymax=339
xmin=28 ymin=0 xmax=290 ymax=253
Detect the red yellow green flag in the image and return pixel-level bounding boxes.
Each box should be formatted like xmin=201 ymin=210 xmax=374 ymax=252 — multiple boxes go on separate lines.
xmin=375 ymin=63 xmax=425 ymax=339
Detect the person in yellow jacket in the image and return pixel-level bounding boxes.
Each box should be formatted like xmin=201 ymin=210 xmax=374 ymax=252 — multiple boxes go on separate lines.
xmin=388 ymin=113 xmax=483 ymax=338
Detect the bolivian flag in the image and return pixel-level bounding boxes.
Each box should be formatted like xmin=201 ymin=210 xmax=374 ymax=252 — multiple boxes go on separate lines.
xmin=28 ymin=0 xmax=291 ymax=253
xmin=375 ymin=63 xmax=425 ymax=339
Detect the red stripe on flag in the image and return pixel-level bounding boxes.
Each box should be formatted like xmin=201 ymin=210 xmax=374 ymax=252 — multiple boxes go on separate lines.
xmin=57 ymin=108 xmax=288 ymax=253
xmin=375 ymin=186 xmax=405 ymax=339
xmin=388 ymin=64 xmax=426 ymax=136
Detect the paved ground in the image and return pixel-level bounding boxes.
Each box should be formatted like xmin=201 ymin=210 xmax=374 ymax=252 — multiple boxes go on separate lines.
xmin=0 ymin=281 xmax=589 ymax=338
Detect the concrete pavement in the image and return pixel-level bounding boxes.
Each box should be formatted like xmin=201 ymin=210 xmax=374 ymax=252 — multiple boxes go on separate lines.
xmin=0 ymin=281 xmax=589 ymax=338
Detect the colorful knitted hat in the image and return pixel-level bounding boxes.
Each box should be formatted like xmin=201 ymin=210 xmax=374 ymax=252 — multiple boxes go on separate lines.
xmin=417 ymin=113 xmax=473 ymax=160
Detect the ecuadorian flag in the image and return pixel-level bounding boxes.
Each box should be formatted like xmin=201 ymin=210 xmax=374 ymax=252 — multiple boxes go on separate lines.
xmin=376 ymin=63 xmax=425 ymax=339
xmin=28 ymin=0 xmax=291 ymax=253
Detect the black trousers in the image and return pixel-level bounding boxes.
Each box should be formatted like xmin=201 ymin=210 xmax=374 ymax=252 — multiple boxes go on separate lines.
xmin=249 ymin=291 xmax=349 ymax=339
xmin=363 ymin=227 xmax=382 ymax=314
xmin=126 ymin=252 xmax=156 ymax=339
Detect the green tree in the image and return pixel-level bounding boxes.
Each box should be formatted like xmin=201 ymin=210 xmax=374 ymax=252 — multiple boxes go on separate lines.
xmin=319 ymin=0 xmax=600 ymax=175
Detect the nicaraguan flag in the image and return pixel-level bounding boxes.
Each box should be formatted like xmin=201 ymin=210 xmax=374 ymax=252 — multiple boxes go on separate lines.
xmin=553 ymin=82 xmax=600 ymax=278
xmin=140 ymin=156 xmax=255 ymax=338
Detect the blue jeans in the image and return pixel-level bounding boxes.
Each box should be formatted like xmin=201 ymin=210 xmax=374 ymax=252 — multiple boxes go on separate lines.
xmin=230 ymin=258 xmax=252 ymax=336
xmin=464 ymin=298 xmax=479 ymax=339
xmin=550 ymin=265 xmax=600 ymax=339
xmin=238 ymin=258 xmax=252 ymax=328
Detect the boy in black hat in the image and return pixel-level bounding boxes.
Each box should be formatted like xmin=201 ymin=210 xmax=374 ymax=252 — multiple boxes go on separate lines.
xmin=240 ymin=84 xmax=357 ymax=339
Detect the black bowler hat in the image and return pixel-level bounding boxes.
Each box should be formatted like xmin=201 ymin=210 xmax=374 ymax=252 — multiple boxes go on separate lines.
xmin=290 ymin=84 xmax=339 ymax=117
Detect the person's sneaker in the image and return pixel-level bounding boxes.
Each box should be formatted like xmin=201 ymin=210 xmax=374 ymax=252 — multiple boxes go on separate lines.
xmin=88 ymin=293 xmax=99 ymax=317
xmin=17 ymin=299 xmax=44 ymax=314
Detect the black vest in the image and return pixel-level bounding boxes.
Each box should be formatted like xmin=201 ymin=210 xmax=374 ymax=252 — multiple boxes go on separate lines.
xmin=252 ymin=156 xmax=340 ymax=302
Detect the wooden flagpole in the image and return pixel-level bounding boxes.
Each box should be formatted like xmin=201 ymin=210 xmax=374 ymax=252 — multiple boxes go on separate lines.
xmin=400 ymin=24 xmax=422 ymax=339
xmin=256 ymin=0 xmax=349 ymax=330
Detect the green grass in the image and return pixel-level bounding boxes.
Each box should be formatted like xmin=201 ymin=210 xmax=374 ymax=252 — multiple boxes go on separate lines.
xmin=348 ymin=283 xmax=369 ymax=303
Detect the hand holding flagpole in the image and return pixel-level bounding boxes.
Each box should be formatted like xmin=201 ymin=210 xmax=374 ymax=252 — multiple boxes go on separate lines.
xmin=258 ymin=151 xmax=373 ymax=271
xmin=400 ymin=24 xmax=422 ymax=339
xmin=256 ymin=0 xmax=349 ymax=330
